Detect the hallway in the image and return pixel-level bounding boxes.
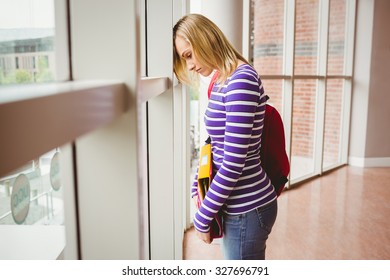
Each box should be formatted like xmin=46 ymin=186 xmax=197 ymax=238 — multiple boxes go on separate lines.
xmin=183 ymin=166 xmax=390 ymax=259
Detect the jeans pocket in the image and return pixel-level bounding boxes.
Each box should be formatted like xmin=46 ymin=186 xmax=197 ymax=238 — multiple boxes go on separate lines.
xmin=255 ymin=200 xmax=278 ymax=234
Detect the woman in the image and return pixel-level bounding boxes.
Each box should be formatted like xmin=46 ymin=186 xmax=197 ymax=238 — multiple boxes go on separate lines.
xmin=173 ymin=14 xmax=277 ymax=260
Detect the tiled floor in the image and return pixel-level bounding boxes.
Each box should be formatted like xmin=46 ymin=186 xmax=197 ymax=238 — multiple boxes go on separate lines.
xmin=183 ymin=166 xmax=390 ymax=260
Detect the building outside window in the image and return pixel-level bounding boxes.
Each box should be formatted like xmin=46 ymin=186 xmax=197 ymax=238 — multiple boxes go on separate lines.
xmin=0 ymin=0 xmax=55 ymax=85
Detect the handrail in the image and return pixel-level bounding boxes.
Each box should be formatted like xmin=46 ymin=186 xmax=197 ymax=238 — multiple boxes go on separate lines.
xmin=0 ymin=80 xmax=129 ymax=177
xmin=139 ymin=76 xmax=170 ymax=103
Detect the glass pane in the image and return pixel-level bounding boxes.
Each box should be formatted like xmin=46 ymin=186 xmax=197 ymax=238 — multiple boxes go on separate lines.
xmin=291 ymin=79 xmax=317 ymax=180
xmin=323 ymin=79 xmax=343 ymax=169
xmin=262 ymin=79 xmax=283 ymax=114
xmin=327 ymin=0 xmax=346 ymax=76
xmin=252 ymin=0 xmax=285 ymax=75
xmin=0 ymin=0 xmax=55 ymax=85
xmin=0 ymin=149 xmax=65 ymax=259
xmin=294 ymin=0 xmax=320 ymax=76
xmin=189 ymin=85 xmax=200 ymax=223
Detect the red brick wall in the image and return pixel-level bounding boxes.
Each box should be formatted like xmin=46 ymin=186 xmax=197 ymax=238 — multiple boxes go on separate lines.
xmin=294 ymin=0 xmax=319 ymax=75
xmin=323 ymin=0 xmax=346 ymax=165
xmin=328 ymin=0 xmax=346 ymax=76
xmin=292 ymin=79 xmax=316 ymax=157
xmin=253 ymin=0 xmax=284 ymax=75
xmin=324 ymin=79 xmax=343 ymax=165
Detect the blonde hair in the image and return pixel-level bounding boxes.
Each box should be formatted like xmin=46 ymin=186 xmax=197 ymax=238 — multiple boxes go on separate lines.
xmin=173 ymin=14 xmax=249 ymax=86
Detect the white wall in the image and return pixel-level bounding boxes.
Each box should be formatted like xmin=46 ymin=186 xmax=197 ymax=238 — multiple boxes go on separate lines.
xmin=349 ymin=0 xmax=390 ymax=167
xmin=365 ymin=0 xmax=390 ymax=160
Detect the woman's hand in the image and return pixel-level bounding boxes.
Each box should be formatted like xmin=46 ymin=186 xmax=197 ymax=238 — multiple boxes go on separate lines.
xmin=193 ymin=195 xmax=212 ymax=243
xmin=193 ymin=195 xmax=199 ymax=208
xmin=196 ymin=229 xmax=212 ymax=244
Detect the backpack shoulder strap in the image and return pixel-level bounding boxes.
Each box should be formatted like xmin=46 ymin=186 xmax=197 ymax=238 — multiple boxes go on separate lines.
xmin=208 ymin=70 xmax=219 ymax=99
xmin=205 ymin=71 xmax=219 ymax=146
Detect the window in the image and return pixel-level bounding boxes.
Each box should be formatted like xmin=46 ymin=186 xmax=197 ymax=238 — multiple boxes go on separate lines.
xmin=0 ymin=150 xmax=64 ymax=226
xmin=0 ymin=0 xmax=65 ymax=260
xmin=1 ymin=0 xmax=147 ymax=260
xmin=0 ymin=0 xmax=55 ymax=85
xmin=294 ymin=0 xmax=320 ymax=76
xmin=252 ymin=0 xmax=355 ymax=185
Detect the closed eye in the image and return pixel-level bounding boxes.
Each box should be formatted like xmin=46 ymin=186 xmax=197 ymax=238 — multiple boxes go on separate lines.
xmin=182 ymin=51 xmax=192 ymax=60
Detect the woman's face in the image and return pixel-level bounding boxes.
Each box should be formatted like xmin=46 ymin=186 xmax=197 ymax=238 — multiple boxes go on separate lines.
xmin=175 ymin=35 xmax=213 ymax=77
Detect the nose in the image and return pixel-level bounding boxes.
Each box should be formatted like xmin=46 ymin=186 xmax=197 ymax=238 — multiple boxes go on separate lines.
xmin=187 ymin=61 xmax=195 ymax=71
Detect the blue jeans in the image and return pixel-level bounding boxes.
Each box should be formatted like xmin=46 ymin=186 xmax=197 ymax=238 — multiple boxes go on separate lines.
xmin=221 ymin=199 xmax=278 ymax=260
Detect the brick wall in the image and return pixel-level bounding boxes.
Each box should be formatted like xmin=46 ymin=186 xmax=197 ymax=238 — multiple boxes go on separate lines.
xmin=292 ymin=79 xmax=316 ymax=157
xmin=253 ymin=0 xmax=284 ymax=75
xmin=324 ymin=79 xmax=343 ymax=165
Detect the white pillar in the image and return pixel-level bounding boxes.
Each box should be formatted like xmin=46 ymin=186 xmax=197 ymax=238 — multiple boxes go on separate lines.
xmin=349 ymin=0 xmax=374 ymax=166
xmin=200 ymin=0 xmax=244 ymax=53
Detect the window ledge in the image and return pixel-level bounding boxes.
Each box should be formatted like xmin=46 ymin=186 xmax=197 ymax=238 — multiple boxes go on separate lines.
xmin=0 ymin=80 xmax=128 ymax=177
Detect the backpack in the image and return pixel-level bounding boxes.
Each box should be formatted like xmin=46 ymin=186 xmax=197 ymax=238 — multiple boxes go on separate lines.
xmin=260 ymin=96 xmax=290 ymax=196
xmin=207 ymin=71 xmax=290 ymax=197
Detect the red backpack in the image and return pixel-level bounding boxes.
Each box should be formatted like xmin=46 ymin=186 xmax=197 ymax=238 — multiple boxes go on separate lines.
xmin=207 ymin=71 xmax=290 ymax=197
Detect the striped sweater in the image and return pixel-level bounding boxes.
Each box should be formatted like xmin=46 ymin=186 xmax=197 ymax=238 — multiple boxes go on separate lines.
xmin=192 ymin=64 xmax=277 ymax=233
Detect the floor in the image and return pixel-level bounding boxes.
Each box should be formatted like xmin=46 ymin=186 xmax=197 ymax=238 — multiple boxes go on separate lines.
xmin=183 ymin=166 xmax=390 ymax=260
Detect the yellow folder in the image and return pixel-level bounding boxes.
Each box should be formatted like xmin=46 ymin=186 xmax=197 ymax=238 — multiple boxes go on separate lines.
xmin=196 ymin=141 xmax=223 ymax=239
xmin=197 ymin=143 xmax=212 ymax=202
